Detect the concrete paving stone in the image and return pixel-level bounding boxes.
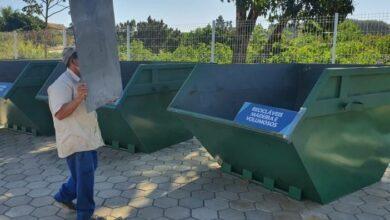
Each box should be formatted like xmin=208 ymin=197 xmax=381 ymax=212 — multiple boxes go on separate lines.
xmin=279 ymin=199 xmax=306 ymax=212
xmin=218 ymin=208 xmax=245 ymax=220
xmin=203 ymin=183 xmax=226 ymax=192
xmin=179 ymin=197 xmax=204 ymax=209
xmin=95 ymin=182 xmax=114 ymax=190
xmin=40 ymin=216 xmax=64 ymax=220
xmin=103 ymin=196 xmax=129 ymax=208
xmin=364 ymin=188 xmax=390 ymax=198
xmin=167 ymin=189 xmax=191 ymax=200
xmin=173 ymin=176 xmax=193 ymax=184
xmin=12 ymin=216 xmax=38 ymax=220
xmin=215 ymin=191 xmax=240 ymax=201
xmin=361 ymin=195 xmax=388 ymax=204
xmin=136 ymin=182 xmax=158 ymax=191
xmin=5 ymin=187 xmax=30 ymax=197
xmin=45 ymin=175 xmax=66 ymax=183
xmin=137 ymin=206 xmax=164 ymax=219
xmin=114 ymin=181 xmax=137 ymax=191
xmin=360 ymin=203 xmax=389 ymax=216
xmin=181 ymin=182 xmax=203 ymax=192
xmin=356 ymin=213 xmax=384 ymax=220
xmin=150 ymin=176 xmax=170 ymax=184
xmin=272 ymin=211 xmax=302 ymax=220
xmin=95 ymin=175 xmax=108 ymax=183
xmin=230 ymin=199 xmax=256 ymax=212
xmin=300 ymin=211 xmax=329 ymax=220
xmin=165 ymin=206 xmax=190 ymax=220
xmin=107 ymin=176 xmax=128 ymax=184
xmin=26 ymin=181 xmax=49 ymax=189
xmin=97 ymin=189 xmax=121 ymax=199
xmin=225 ymin=184 xmax=249 ymax=193
xmin=327 ymin=211 xmax=358 ymax=220
xmin=144 ymin=189 xmax=168 ymax=199
xmin=192 ymin=207 xmax=218 ymax=220
xmin=31 ymin=205 xmax=59 ymax=217
xmin=122 ymin=170 xmax=142 ymax=178
xmin=157 ymin=182 xmax=182 ymax=192
xmin=239 ymin=191 xmax=265 ymax=202
xmin=2 ymin=168 xmax=24 ymax=175
xmin=27 ymin=188 xmax=52 ymax=197
xmin=255 ymin=200 xmax=282 ymax=212
xmin=47 ymin=181 xmax=63 ymax=190
xmin=111 ymin=206 xmax=137 ymax=218
xmin=191 ymin=190 xmax=215 ymax=200
xmin=25 ymin=175 xmax=44 ymax=182
xmin=128 ymin=176 xmax=149 ymax=184
xmin=30 ymin=196 xmax=55 ymax=207
xmin=205 ymin=198 xmax=230 ymax=211
xmin=333 ymin=203 xmax=363 ymax=214
xmin=100 ymin=170 xmax=122 ymax=178
xmin=94 ymin=207 xmax=113 ymax=217
xmin=154 ymin=197 xmax=178 ymax=208
xmin=246 ymin=210 xmax=273 ymax=220
xmin=4 ymin=180 xmax=27 ymax=189
xmin=338 ymin=195 xmax=366 ymax=206
xmin=142 ymin=170 xmax=161 ymax=178
xmin=128 ymin=197 xmax=153 ymax=208
xmin=4 ymin=205 xmax=34 ymax=218
xmin=4 ymin=195 xmax=32 ymax=207
xmin=0 ymin=205 xmax=9 ymax=215
xmin=121 ymin=189 xmax=151 ymax=199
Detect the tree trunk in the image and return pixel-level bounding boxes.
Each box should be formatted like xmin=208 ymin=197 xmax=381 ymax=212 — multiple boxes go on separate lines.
xmin=231 ymin=5 xmax=257 ymax=64
xmin=44 ymin=4 xmax=49 ymax=59
xmin=262 ymin=20 xmax=288 ymax=59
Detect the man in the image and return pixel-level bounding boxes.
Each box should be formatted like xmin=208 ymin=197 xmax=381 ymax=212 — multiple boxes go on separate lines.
xmin=48 ymin=47 xmax=104 ymax=220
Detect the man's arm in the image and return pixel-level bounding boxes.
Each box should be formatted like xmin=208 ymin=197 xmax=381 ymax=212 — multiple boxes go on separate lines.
xmin=55 ymin=83 xmax=87 ymax=120
xmin=55 ymin=96 xmax=84 ymax=120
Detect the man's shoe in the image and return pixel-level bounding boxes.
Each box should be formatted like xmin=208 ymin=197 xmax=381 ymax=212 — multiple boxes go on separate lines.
xmin=55 ymin=200 xmax=76 ymax=210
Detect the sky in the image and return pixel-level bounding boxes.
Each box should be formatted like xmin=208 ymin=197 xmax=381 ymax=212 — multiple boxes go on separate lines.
xmin=0 ymin=0 xmax=389 ymax=30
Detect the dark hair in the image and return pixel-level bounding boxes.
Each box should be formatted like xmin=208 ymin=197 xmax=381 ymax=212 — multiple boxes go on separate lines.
xmin=67 ymin=52 xmax=78 ymax=67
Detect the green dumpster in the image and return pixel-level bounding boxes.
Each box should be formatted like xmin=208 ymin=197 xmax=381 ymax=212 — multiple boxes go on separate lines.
xmin=0 ymin=60 xmax=58 ymax=135
xmin=37 ymin=62 xmax=195 ymax=153
xmin=168 ymin=63 xmax=390 ymax=204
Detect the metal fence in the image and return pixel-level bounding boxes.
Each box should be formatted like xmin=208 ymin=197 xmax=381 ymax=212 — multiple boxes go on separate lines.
xmin=1 ymin=13 xmax=389 ymax=64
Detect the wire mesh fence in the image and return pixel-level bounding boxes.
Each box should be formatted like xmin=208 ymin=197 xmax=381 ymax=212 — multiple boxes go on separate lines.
xmin=1 ymin=13 xmax=389 ymax=64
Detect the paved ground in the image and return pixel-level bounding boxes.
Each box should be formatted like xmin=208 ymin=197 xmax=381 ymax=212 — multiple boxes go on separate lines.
xmin=0 ymin=129 xmax=390 ymax=220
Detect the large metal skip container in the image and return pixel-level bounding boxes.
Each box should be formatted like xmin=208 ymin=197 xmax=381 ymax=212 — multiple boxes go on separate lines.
xmin=168 ymin=63 xmax=390 ymax=204
xmin=37 ymin=62 xmax=195 ymax=153
xmin=0 ymin=60 xmax=58 ymax=135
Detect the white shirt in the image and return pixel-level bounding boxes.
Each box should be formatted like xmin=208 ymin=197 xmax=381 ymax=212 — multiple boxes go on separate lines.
xmin=47 ymin=68 xmax=104 ymax=158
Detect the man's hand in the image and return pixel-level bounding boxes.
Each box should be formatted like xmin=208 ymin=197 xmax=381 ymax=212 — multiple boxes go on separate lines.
xmin=76 ymin=83 xmax=88 ymax=102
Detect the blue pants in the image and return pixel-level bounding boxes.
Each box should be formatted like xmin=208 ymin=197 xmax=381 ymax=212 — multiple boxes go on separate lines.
xmin=54 ymin=150 xmax=98 ymax=220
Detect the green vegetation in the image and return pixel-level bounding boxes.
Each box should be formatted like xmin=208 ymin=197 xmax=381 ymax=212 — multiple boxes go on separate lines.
xmin=0 ymin=7 xmax=44 ymax=31
xmin=116 ymin=19 xmax=389 ymax=65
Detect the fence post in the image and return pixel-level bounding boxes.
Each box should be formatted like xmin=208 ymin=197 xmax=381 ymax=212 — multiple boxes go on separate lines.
xmin=127 ymin=24 xmax=131 ymax=61
xmin=13 ymin=31 xmax=18 ymax=59
xmin=62 ymin=28 xmax=67 ymax=48
xmin=210 ymin=20 xmax=216 ymax=63
xmin=331 ymin=13 xmax=339 ymax=64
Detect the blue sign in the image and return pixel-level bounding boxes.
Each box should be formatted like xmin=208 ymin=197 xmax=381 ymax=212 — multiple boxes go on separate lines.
xmin=234 ymin=102 xmax=305 ymax=138
xmin=0 ymin=82 xmax=12 ymax=97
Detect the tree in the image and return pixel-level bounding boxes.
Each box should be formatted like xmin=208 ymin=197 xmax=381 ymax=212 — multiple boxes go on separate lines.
xmin=21 ymin=0 xmax=68 ymax=27
xmin=134 ymin=16 xmax=181 ymax=53
xmin=0 ymin=7 xmax=45 ymax=31
xmin=221 ymin=0 xmax=270 ymax=63
xmin=222 ymin=0 xmax=354 ymax=63
xmin=21 ymin=0 xmax=69 ymax=58
xmin=264 ymin=0 xmax=354 ymax=56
